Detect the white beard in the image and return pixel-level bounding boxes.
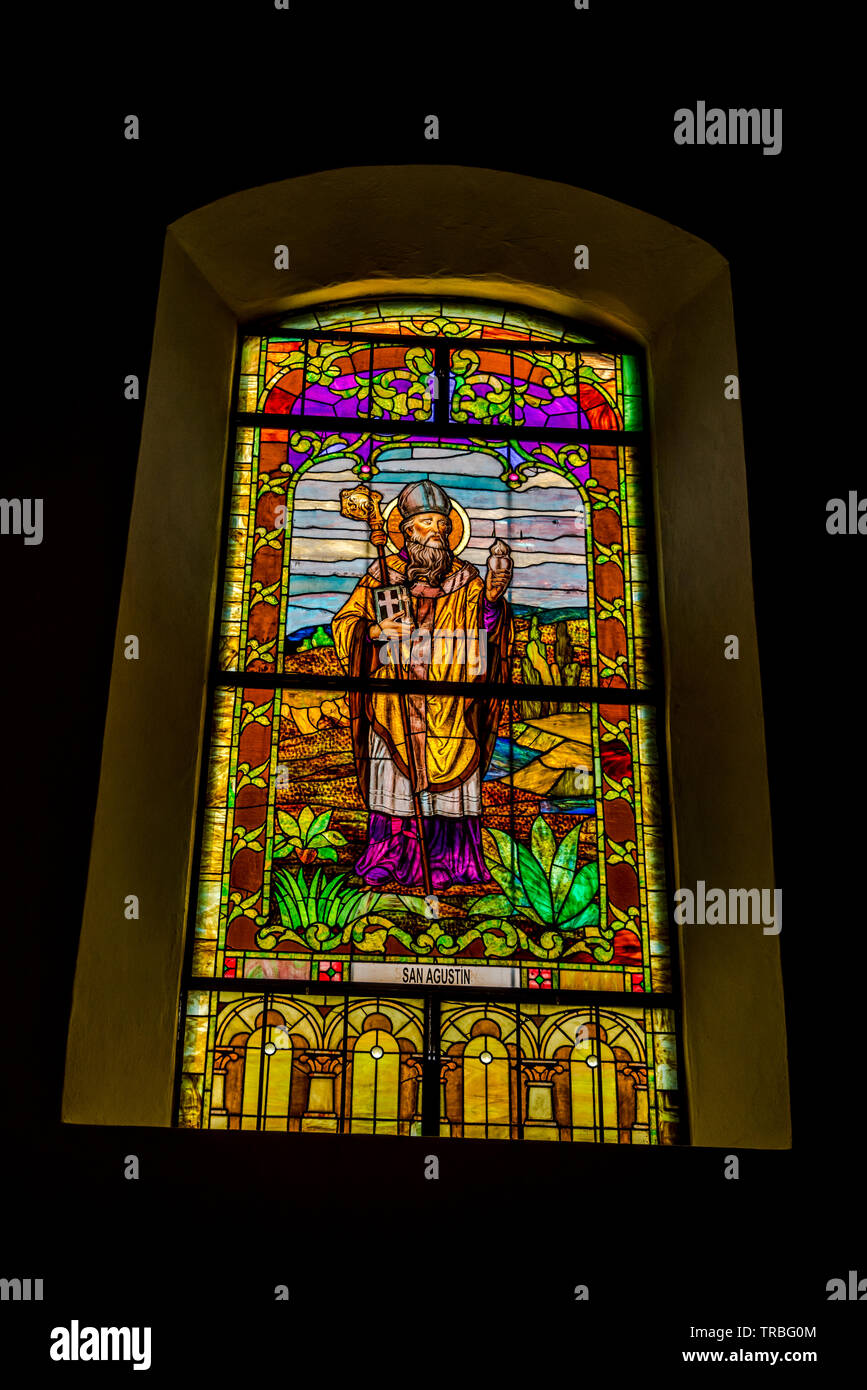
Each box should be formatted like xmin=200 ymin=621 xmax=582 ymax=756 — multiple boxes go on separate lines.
xmin=405 ymin=534 xmax=452 ymax=586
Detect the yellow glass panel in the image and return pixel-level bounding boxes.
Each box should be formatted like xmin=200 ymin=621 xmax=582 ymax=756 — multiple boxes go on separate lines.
xmin=262 ymin=1037 xmax=294 ymax=1124
xmin=183 ymin=1015 xmax=207 ymax=1073
xmin=463 ymin=1036 xmax=510 ymax=1139
xmin=199 ymin=808 xmax=228 ymax=877
xmin=238 ymin=338 xmax=261 ymax=412
xmin=560 ymin=968 xmax=625 ymax=992
xmin=351 ymin=1031 xmax=401 ymax=1134
xmin=195 ymin=879 xmax=221 ymax=940
xmin=178 ymin=1075 xmax=202 ymax=1129
xmin=191 ymin=940 xmax=215 ymax=975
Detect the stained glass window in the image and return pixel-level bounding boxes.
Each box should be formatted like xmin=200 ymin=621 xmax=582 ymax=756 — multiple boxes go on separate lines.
xmin=176 ymin=298 xmax=682 ymax=1143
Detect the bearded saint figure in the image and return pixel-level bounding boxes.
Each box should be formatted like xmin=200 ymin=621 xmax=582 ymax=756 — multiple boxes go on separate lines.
xmin=332 ymin=479 xmax=514 ymax=889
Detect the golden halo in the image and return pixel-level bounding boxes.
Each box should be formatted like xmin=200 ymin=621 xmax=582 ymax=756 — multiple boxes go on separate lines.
xmin=382 ymin=495 xmax=471 ymax=557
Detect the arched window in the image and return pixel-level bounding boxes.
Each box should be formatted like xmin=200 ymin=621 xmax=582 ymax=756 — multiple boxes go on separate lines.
xmin=175 ymin=297 xmax=681 ymax=1143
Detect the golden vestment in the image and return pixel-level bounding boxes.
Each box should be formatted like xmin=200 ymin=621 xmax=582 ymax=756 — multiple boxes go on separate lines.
xmin=332 ymin=554 xmax=513 ymax=801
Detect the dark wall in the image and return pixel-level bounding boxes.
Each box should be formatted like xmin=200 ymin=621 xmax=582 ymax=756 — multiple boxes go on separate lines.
xmin=3 ymin=1 xmax=860 ymax=1373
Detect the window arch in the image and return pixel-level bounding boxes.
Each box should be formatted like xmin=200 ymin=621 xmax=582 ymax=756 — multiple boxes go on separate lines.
xmin=61 ymin=164 xmax=788 ymax=1147
xmin=176 ymin=296 xmax=681 ymax=1144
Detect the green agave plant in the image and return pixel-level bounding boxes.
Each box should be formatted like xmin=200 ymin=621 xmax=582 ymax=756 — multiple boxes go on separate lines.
xmin=470 ymin=816 xmax=600 ymax=932
xmin=274 ymin=804 xmax=347 ymax=865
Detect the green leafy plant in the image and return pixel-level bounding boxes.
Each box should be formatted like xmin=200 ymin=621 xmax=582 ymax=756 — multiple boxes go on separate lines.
xmin=470 ymin=815 xmax=600 ymax=933
xmin=274 ymin=805 xmax=347 ymax=865
xmin=259 ymin=865 xmax=393 ymax=951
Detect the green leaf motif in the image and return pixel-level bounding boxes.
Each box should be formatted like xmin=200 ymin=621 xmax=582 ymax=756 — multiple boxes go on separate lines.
xmin=231 ymin=823 xmax=265 ymax=858
xmin=560 ymin=862 xmax=600 ymax=927
xmin=591 ymin=936 xmax=616 ymax=963
xmin=550 ymin=824 xmax=582 ymax=914
xmin=559 ymin=901 xmax=600 ymax=934
xmin=350 ymin=919 xmax=389 ymax=952
xmin=480 ymin=922 xmax=520 ymax=956
xmin=515 ymin=842 xmax=554 ymax=923
xmin=307 ymin=809 xmax=331 ymax=839
xmin=521 ymin=929 xmax=564 ymax=959
xmin=227 ymin=888 xmax=261 ymax=926
xmin=277 ymin=810 xmax=300 ymax=839
xmin=481 ymin=828 xmax=533 ymax=912
xmin=240 ymin=698 xmax=273 ymax=731
xmin=466 ymin=893 xmax=514 ymax=918
xmin=321 ymin=828 xmax=347 ymax=846
xmin=606 ymin=838 xmax=638 ymax=868
xmin=236 ymin=759 xmax=269 ymax=792
xmin=530 ymin=816 xmax=557 ymax=876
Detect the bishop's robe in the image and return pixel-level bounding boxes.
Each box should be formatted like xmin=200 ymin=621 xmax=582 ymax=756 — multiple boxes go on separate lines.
xmin=332 ymin=551 xmax=513 ymax=889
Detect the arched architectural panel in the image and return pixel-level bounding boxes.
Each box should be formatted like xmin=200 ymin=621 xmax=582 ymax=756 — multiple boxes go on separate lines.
xmin=240 ymin=1011 xmax=294 ymax=1132
xmin=350 ymin=1017 xmax=402 ymax=1135
xmin=570 ymin=1025 xmax=618 ymax=1144
xmin=462 ymin=1030 xmax=512 ymax=1141
xmin=62 ymin=166 xmax=788 ymax=1148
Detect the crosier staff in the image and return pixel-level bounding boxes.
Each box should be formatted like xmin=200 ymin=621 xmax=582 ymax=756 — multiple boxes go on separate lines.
xmin=340 ymin=483 xmax=435 ymax=902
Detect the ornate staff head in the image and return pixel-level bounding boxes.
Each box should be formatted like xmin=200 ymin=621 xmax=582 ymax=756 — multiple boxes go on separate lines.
xmin=339 ymin=485 xmax=387 ymax=549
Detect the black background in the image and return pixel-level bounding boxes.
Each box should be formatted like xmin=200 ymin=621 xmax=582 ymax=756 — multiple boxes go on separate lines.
xmin=2 ymin=0 xmax=862 ymax=1375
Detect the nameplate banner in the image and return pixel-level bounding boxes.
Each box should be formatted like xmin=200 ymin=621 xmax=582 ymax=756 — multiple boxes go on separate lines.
xmin=350 ymin=963 xmax=520 ymax=988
